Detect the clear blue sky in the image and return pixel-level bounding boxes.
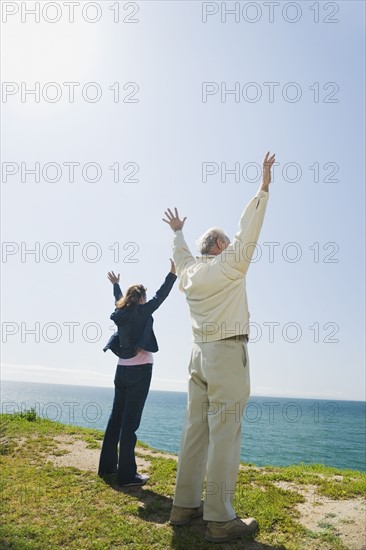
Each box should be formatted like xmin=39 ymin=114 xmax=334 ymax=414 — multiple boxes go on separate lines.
xmin=1 ymin=1 xmax=365 ymax=400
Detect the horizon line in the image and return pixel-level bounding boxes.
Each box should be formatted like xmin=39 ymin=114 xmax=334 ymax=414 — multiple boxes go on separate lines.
xmin=1 ymin=378 xmax=365 ymax=403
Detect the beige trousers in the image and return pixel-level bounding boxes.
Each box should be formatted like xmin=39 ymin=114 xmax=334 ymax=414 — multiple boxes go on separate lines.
xmin=173 ymin=338 xmax=250 ymax=521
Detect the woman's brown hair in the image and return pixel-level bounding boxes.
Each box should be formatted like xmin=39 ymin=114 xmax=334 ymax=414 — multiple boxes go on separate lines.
xmin=116 ymin=284 xmax=147 ymax=309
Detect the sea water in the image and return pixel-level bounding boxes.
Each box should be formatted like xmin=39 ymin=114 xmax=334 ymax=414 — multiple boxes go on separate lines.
xmin=1 ymin=381 xmax=365 ymax=472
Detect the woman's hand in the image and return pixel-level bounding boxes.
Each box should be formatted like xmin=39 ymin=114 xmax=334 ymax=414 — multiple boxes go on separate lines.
xmin=107 ymin=271 xmax=120 ymax=284
xmin=169 ymin=258 xmax=176 ymax=275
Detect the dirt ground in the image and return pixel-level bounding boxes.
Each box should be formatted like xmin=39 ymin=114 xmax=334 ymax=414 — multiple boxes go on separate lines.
xmin=46 ymin=435 xmax=366 ymax=550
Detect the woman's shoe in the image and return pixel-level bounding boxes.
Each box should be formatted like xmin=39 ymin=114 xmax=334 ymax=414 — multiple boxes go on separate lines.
xmin=119 ymin=474 xmax=149 ymax=487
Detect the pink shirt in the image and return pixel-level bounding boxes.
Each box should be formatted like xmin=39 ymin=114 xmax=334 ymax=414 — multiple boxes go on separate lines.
xmin=118 ymin=349 xmax=154 ymax=366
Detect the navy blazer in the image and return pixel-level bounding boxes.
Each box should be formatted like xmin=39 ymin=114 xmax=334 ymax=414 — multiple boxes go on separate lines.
xmin=103 ymin=272 xmax=177 ymax=359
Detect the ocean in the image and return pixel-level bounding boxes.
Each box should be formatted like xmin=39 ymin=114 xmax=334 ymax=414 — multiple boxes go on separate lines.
xmin=1 ymin=380 xmax=365 ymax=472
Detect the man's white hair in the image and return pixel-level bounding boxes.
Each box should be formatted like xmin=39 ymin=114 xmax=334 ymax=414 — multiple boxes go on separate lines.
xmin=196 ymin=227 xmax=227 ymax=255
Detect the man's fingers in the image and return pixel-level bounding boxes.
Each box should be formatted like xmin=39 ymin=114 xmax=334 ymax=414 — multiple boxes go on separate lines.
xmin=264 ymin=153 xmax=276 ymax=169
xmin=264 ymin=151 xmax=275 ymax=163
xmin=164 ymin=210 xmax=175 ymax=222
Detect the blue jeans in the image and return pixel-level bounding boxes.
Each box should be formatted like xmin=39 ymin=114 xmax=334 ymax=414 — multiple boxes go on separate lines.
xmin=98 ymin=363 xmax=152 ymax=484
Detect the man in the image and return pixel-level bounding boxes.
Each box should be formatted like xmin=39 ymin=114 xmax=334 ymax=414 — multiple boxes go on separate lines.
xmin=163 ymin=151 xmax=275 ymax=543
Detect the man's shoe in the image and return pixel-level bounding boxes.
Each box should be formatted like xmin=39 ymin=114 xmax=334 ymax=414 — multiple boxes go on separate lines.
xmin=169 ymin=502 xmax=204 ymax=525
xmin=205 ymin=517 xmax=258 ymax=543
xmin=119 ymin=474 xmax=149 ymax=487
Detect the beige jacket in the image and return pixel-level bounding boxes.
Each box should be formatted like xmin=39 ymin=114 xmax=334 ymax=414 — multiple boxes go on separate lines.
xmin=172 ymin=190 xmax=269 ymax=342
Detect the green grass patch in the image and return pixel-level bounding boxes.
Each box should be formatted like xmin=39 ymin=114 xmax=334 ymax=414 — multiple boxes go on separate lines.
xmin=256 ymin=462 xmax=366 ymax=499
xmin=1 ymin=412 xmax=365 ymax=550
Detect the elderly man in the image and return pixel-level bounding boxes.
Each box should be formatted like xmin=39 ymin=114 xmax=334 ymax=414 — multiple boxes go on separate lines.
xmin=163 ymin=151 xmax=275 ymax=543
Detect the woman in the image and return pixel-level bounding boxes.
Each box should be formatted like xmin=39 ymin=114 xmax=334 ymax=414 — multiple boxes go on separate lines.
xmin=98 ymin=260 xmax=177 ymax=487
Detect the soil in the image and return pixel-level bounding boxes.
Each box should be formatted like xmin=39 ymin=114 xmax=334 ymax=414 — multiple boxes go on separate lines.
xmin=45 ymin=435 xmax=366 ymax=550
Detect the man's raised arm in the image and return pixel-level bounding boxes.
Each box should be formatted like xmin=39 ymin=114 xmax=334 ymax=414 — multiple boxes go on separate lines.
xmin=162 ymin=208 xmax=195 ymax=278
xmin=221 ymin=151 xmax=276 ymax=277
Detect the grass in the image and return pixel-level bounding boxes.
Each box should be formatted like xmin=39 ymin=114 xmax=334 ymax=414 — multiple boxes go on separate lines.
xmin=1 ymin=412 xmax=365 ymax=549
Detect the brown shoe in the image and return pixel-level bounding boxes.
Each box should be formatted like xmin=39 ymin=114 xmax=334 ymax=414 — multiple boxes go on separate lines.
xmin=169 ymin=502 xmax=204 ymax=525
xmin=205 ymin=517 xmax=258 ymax=543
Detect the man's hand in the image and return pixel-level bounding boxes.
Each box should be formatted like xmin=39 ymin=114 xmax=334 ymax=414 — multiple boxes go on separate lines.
xmin=261 ymin=151 xmax=276 ymax=192
xmin=107 ymin=271 xmax=120 ymax=284
xmin=169 ymin=258 xmax=176 ymax=275
xmin=162 ymin=208 xmax=187 ymax=232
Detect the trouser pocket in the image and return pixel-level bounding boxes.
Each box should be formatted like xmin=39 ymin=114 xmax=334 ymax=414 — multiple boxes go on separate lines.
xmin=242 ymin=342 xmax=248 ymax=368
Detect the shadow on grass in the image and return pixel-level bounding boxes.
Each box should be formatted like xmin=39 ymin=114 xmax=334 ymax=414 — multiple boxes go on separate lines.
xmin=101 ymin=474 xmax=173 ymax=523
xmin=100 ymin=477 xmax=285 ymax=549
xmin=170 ymin=520 xmax=286 ymax=550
